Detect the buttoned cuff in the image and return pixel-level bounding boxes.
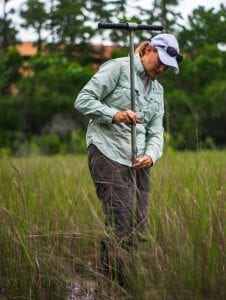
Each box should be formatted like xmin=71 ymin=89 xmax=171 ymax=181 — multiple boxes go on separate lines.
xmin=145 ymin=148 xmax=162 ymax=165
xmin=97 ymin=107 xmax=119 ymax=124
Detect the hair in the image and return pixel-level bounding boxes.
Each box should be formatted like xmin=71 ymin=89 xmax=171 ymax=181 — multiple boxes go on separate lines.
xmin=135 ymin=41 xmax=158 ymax=57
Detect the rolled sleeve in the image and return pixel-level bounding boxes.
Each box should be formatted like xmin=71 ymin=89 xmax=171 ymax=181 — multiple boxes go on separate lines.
xmin=145 ymin=112 xmax=164 ymax=164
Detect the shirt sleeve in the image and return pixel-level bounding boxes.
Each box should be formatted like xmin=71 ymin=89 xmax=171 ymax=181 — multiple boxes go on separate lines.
xmin=144 ymin=83 xmax=164 ymax=164
xmin=145 ymin=111 xmax=164 ymax=164
xmin=74 ymin=59 xmax=121 ymax=124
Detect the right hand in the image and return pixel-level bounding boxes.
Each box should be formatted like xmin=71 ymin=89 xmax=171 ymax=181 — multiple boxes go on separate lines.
xmin=113 ymin=110 xmax=142 ymax=126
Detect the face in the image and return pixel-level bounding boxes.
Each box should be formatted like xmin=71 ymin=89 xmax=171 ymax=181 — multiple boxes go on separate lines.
xmin=141 ymin=45 xmax=169 ymax=79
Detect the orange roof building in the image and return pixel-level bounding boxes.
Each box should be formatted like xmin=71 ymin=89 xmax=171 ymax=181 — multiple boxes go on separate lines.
xmin=16 ymin=41 xmax=37 ymax=57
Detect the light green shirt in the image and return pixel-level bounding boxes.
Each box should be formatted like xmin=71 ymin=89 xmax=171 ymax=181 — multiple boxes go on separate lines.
xmin=74 ymin=55 xmax=164 ymax=166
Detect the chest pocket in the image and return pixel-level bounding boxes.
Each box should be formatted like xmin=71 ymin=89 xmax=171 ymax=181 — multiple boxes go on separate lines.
xmin=104 ymin=65 xmax=131 ymax=110
xmin=135 ymin=89 xmax=163 ymax=123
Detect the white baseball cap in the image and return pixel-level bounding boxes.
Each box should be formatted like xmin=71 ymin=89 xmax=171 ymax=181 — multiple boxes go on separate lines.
xmin=150 ymin=33 xmax=182 ymax=74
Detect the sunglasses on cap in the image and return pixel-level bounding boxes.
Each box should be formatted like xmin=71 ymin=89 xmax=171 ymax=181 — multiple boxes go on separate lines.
xmin=155 ymin=45 xmax=183 ymax=64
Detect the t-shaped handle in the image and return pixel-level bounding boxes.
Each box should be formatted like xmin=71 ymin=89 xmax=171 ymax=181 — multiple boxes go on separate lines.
xmin=98 ymin=22 xmax=163 ymax=31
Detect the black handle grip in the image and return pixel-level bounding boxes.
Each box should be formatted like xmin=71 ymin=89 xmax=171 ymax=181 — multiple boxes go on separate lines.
xmin=98 ymin=23 xmax=129 ymax=30
xmin=98 ymin=22 xmax=163 ymax=31
xmin=137 ymin=24 xmax=163 ymax=31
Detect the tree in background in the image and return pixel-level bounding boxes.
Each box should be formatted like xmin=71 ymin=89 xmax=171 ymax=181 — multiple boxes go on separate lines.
xmin=47 ymin=0 xmax=101 ymax=63
xmin=134 ymin=0 xmax=182 ymax=42
xmin=0 ymin=53 xmax=93 ymax=154
xmin=104 ymin=0 xmax=132 ymax=46
xmin=16 ymin=54 xmax=93 ymax=136
xmin=20 ymin=0 xmax=48 ymax=52
xmin=0 ymin=0 xmax=17 ymax=50
xmin=86 ymin=0 xmax=111 ymax=24
xmin=0 ymin=48 xmax=23 ymax=152
xmin=1 ymin=1 xmax=226 ymax=154
xmin=160 ymin=5 xmax=226 ymax=150
xmin=55 ymin=0 xmax=91 ymax=44
xmin=179 ymin=5 xmax=226 ymax=56
xmin=152 ymin=0 xmax=182 ymax=32
xmin=47 ymin=0 xmax=58 ymax=46
xmin=85 ymin=0 xmax=111 ymax=43
xmin=0 ymin=48 xmax=22 ymax=95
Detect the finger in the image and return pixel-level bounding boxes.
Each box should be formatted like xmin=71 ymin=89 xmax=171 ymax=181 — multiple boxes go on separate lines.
xmin=129 ymin=115 xmax=137 ymax=124
xmin=133 ymin=158 xmax=150 ymax=169
xmin=126 ymin=111 xmax=136 ymax=123
xmin=121 ymin=112 xmax=128 ymax=123
xmin=124 ymin=115 xmax=131 ymax=124
xmin=125 ymin=115 xmax=135 ymax=124
xmin=133 ymin=158 xmax=143 ymax=167
xmin=134 ymin=164 xmax=144 ymax=170
xmin=134 ymin=157 xmax=142 ymax=163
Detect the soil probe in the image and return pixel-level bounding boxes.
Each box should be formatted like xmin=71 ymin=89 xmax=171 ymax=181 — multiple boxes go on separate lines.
xmin=98 ymin=22 xmax=163 ymax=231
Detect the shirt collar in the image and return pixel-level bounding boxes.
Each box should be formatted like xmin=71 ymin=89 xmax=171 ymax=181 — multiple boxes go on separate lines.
xmin=134 ymin=54 xmax=145 ymax=77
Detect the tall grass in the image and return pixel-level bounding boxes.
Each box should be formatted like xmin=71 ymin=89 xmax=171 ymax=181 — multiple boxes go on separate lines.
xmin=0 ymin=150 xmax=225 ymax=299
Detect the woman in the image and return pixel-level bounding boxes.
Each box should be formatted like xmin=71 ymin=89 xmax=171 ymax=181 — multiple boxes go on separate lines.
xmin=74 ymin=33 xmax=182 ymax=283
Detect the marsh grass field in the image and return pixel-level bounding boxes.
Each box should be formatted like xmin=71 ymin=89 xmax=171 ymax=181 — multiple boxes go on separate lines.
xmin=0 ymin=150 xmax=225 ymax=299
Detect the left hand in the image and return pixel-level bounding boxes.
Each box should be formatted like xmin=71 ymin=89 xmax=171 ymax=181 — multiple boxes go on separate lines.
xmin=133 ymin=155 xmax=153 ymax=170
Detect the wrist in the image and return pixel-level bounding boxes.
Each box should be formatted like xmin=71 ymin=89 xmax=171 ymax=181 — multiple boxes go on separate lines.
xmin=145 ymin=155 xmax=153 ymax=167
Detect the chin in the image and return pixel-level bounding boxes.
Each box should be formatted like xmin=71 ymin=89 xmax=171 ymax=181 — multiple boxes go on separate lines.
xmin=150 ymin=74 xmax=157 ymax=80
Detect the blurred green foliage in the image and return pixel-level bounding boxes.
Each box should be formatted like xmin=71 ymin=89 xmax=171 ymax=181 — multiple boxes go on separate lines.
xmin=161 ymin=43 xmax=226 ymax=150
xmin=0 ymin=51 xmax=92 ymax=155
xmin=0 ymin=48 xmax=22 ymax=95
xmin=0 ymin=2 xmax=226 ymax=155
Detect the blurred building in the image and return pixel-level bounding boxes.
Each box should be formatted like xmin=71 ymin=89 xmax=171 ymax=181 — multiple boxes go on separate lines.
xmin=16 ymin=42 xmax=115 ymax=63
